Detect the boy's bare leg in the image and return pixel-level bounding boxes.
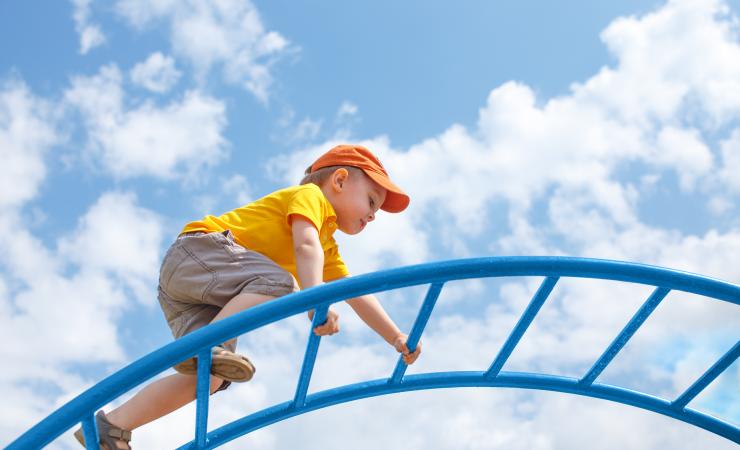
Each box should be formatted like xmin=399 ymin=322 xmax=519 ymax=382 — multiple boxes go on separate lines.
xmin=98 ymin=293 xmax=275 ymax=447
xmin=209 ymin=292 xmax=276 ymax=350
xmin=102 ymin=373 xmax=222 ymax=448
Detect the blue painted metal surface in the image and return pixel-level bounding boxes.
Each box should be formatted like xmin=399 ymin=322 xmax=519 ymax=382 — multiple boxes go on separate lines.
xmin=80 ymin=413 xmax=97 ymax=450
xmin=6 ymin=257 xmax=740 ymax=449
xmin=194 ymin=348 xmax=213 ymax=447
xmin=294 ymin=305 xmax=329 ymax=408
xmin=579 ymin=286 xmax=670 ymax=386
xmin=390 ymin=282 xmax=444 ymax=384
xmin=485 ymin=276 xmax=559 ymax=379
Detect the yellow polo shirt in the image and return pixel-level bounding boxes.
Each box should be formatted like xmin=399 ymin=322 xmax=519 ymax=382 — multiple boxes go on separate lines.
xmin=181 ymin=184 xmax=349 ymax=283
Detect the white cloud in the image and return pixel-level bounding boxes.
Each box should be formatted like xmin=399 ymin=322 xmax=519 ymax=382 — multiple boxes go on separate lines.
xmin=653 ymin=126 xmax=714 ymax=191
xmin=65 ymin=64 xmax=229 ymax=180
xmin=576 ymin=0 xmax=740 ymax=126
xmin=71 ymin=0 xmax=106 ymax=54
xmin=7 ymin=1 xmax=740 ymax=448
xmin=221 ymin=174 xmax=253 ymax=205
xmin=273 ymin=107 xmax=325 ymax=144
xmin=0 ymin=80 xmax=60 ymax=211
xmin=115 ymin=0 xmax=291 ymax=102
xmin=0 ymin=192 xmax=165 ymax=446
xmin=719 ymin=128 xmax=740 ymax=192
xmin=58 ymin=191 xmax=164 ymax=302
xmin=337 ymin=101 xmax=358 ymax=118
xmin=254 ymin=2 xmax=740 ymax=448
xmin=130 ymin=52 xmax=182 ymax=93
xmin=0 ymin=76 xmax=168 ymax=446
xmin=282 ymin=117 xmax=322 ymax=144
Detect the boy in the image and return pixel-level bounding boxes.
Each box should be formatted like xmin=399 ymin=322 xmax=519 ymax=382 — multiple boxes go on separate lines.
xmin=75 ymin=144 xmax=422 ymax=449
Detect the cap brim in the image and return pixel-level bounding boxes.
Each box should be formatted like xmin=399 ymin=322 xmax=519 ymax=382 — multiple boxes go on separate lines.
xmin=363 ymin=170 xmax=410 ymax=213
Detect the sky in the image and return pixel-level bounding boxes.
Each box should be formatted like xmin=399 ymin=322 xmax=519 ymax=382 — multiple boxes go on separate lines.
xmin=1 ymin=0 xmax=740 ymax=448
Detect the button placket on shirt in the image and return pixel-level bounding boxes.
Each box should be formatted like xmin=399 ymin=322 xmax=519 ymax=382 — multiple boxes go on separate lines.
xmin=322 ymin=221 xmax=337 ymax=244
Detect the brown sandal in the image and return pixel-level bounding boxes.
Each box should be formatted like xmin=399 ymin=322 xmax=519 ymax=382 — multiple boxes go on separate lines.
xmin=73 ymin=410 xmax=132 ymax=449
xmin=173 ymin=345 xmax=256 ymax=382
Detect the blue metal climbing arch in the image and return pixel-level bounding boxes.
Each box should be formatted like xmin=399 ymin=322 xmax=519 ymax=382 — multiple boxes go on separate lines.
xmin=7 ymin=256 xmax=740 ymax=448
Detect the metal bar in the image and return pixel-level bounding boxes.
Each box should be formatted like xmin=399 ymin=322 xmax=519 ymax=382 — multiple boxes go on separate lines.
xmin=8 ymin=257 xmax=740 ymax=449
xmin=81 ymin=413 xmax=98 ymax=450
xmin=485 ymin=277 xmax=559 ymax=379
xmin=293 ymin=305 xmax=329 ymax=408
xmin=389 ymin=283 xmax=445 ymax=384
xmin=190 ymin=370 xmax=740 ymax=449
xmin=195 ymin=347 xmax=213 ymax=448
xmin=672 ymin=340 xmax=740 ymax=410
xmin=580 ymin=287 xmax=670 ymax=386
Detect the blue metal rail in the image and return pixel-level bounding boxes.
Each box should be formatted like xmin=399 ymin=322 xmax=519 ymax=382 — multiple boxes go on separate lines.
xmin=7 ymin=257 xmax=740 ymax=448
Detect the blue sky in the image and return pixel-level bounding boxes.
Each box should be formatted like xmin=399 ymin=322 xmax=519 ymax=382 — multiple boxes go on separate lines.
xmin=1 ymin=1 xmax=740 ymax=449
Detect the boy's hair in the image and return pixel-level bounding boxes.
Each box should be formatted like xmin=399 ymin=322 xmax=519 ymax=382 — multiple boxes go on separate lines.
xmin=300 ymin=165 xmax=363 ymax=186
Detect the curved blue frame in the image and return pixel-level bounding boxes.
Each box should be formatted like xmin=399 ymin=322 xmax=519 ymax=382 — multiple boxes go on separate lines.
xmin=7 ymin=257 xmax=740 ymax=449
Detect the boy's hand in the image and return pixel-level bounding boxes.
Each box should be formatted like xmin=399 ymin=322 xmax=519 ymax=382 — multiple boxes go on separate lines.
xmin=312 ymin=308 xmax=340 ymax=336
xmin=393 ymin=333 xmax=422 ymax=365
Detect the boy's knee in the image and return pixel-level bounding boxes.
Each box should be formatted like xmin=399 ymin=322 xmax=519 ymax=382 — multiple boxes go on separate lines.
xmin=209 ymin=376 xmax=227 ymax=394
xmin=176 ymin=373 xmax=226 ymax=395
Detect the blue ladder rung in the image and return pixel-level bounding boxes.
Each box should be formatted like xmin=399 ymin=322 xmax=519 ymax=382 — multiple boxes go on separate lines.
xmin=485 ymin=276 xmax=559 ymax=379
xmin=672 ymin=340 xmax=740 ymax=409
xmin=293 ymin=305 xmax=329 ymax=407
xmin=579 ymin=287 xmax=670 ymax=386
xmin=389 ymin=283 xmax=445 ymax=384
xmin=81 ymin=413 xmax=98 ymax=450
xmin=194 ymin=347 xmax=213 ymax=447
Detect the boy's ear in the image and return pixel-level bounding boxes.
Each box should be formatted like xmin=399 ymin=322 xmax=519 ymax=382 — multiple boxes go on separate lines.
xmin=331 ymin=168 xmax=349 ymax=191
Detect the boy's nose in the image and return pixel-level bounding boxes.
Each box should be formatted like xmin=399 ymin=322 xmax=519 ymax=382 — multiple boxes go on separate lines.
xmin=368 ymin=211 xmax=375 ymax=222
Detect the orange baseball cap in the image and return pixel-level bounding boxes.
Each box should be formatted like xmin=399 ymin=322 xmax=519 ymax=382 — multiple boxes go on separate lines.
xmin=309 ymin=144 xmax=410 ymax=213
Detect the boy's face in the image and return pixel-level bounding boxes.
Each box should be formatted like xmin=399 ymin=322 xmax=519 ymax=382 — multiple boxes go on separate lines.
xmin=329 ymin=169 xmax=387 ymax=235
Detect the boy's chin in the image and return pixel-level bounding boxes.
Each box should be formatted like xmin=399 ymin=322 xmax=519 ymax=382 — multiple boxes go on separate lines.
xmin=340 ymin=226 xmax=362 ymax=235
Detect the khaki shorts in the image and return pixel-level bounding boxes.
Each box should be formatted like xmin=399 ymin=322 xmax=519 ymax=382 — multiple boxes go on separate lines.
xmin=158 ymin=230 xmax=299 ymax=353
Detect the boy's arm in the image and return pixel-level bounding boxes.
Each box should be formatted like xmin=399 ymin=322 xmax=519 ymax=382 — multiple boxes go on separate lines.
xmin=291 ymin=216 xmax=323 ymax=289
xmin=346 ymin=292 xmax=422 ymax=365
xmin=291 ymin=216 xmax=339 ymax=336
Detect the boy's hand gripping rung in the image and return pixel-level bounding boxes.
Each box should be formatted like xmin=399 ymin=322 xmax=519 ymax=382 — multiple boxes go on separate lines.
xmin=389 ymin=283 xmax=445 ymax=384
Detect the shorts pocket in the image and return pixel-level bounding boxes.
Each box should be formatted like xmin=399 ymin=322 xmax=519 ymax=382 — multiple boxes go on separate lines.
xmin=160 ymin=243 xmax=217 ymax=303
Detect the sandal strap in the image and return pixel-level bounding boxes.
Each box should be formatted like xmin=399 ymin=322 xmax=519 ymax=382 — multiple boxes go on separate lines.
xmin=107 ymin=428 xmax=132 ymax=441
xmin=95 ymin=410 xmax=133 ymax=448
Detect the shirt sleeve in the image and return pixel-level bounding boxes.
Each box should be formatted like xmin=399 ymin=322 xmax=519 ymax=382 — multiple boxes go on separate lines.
xmin=286 ymin=185 xmax=348 ymax=280
xmin=323 ymin=240 xmax=350 ymax=281
xmin=286 ymin=185 xmax=327 ymax=231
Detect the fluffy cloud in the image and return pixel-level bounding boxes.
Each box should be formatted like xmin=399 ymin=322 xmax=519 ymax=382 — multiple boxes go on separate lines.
xmin=255 ymin=1 xmax=740 ymax=448
xmin=719 ymin=128 xmax=740 ymax=193
xmin=653 ymin=126 xmax=713 ymax=191
xmin=6 ymin=0 xmax=740 ymax=448
xmin=58 ymin=191 xmax=164 ymax=302
xmin=65 ymin=64 xmax=229 ymax=179
xmin=0 ymin=80 xmax=60 ymax=211
xmin=115 ymin=0 xmax=290 ymax=102
xmin=130 ymin=52 xmax=182 ymax=93
xmin=0 ymin=77 xmax=166 ymax=447
xmin=0 ymin=191 xmax=164 ymax=445
xmin=71 ymin=0 xmax=106 ymax=54
xmin=575 ymin=0 xmax=740 ymax=126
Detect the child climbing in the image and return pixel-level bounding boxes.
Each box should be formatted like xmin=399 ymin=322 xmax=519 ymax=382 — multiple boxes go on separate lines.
xmin=75 ymin=144 xmax=422 ymax=449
